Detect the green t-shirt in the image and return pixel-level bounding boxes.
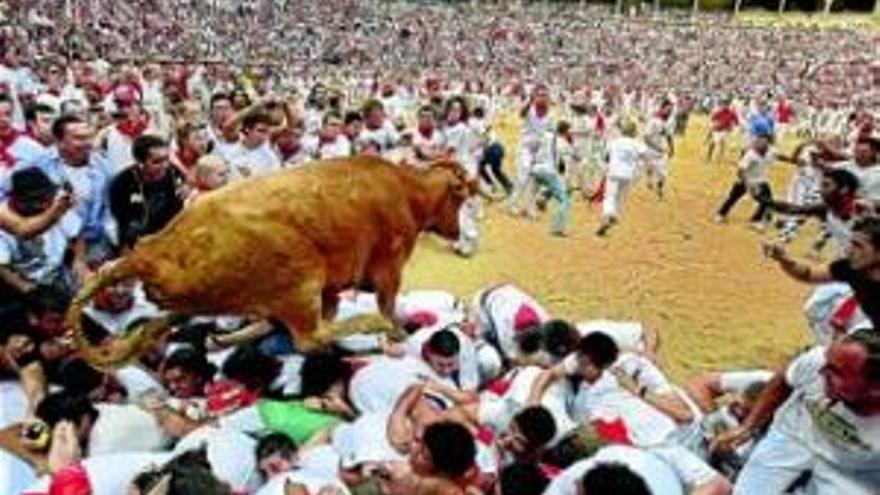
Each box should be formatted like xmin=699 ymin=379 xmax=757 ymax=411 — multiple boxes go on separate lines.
xmin=257 ymin=399 xmax=341 ymax=444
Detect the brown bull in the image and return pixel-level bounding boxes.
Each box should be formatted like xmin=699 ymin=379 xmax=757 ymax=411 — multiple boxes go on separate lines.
xmin=67 ymin=156 xmax=473 ymax=369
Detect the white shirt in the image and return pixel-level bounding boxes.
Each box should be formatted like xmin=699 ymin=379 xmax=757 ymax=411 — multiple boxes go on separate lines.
xmin=606 ymin=136 xmax=648 ymax=180
xmin=577 ymin=320 xmax=646 ymax=353
xmin=644 ymin=116 xmax=674 ymax=156
xmin=394 ymin=289 xmax=462 ymax=326
xmin=174 ymin=425 xmax=261 ymax=493
xmin=562 ymin=360 xmax=678 ymax=447
xmin=2 ymin=135 xmax=48 ymax=172
xmin=544 ymin=446 xmax=684 ymax=495
xmin=773 ymin=346 xmax=880 ymax=476
xmin=229 ymin=141 xmax=282 ymax=179
xmin=520 ymin=106 xmax=553 ymax=151
xmin=22 ymin=452 xmax=172 ymax=495
xmin=406 ymin=325 xmax=479 ymax=392
xmin=318 ymin=135 xmax=352 ymax=159
xmin=478 ymin=366 xmax=576 ymax=442
xmin=473 ymin=283 xmax=549 ymax=361
xmin=0 ymin=210 xmax=82 ymax=284
xmin=255 ymin=470 xmax=350 ymax=495
xmin=83 ymin=283 xmax=163 ymax=335
xmin=207 ymin=126 xmax=240 ymax=162
xmin=840 ymin=162 xmax=880 ymax=201
xmin=411 ymin=128 xmax=445 ymax=167
xmin=331 ymin=411 xmax=406 ymax=469
xmin=738 ymin=147 xmax=778 ymax=186
xmin=348 ymin=356 xmax=430 ymax=414
xmin=88 ymin=403 xmax=167 ymax=456
xmin=358 ymin=121 xmax=399 ymax=154
xmin=443 ymin=121 xmax=477 ymax=177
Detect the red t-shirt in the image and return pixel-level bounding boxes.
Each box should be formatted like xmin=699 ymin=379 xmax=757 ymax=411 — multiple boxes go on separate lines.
xmin=711 ymin=107 xmax=739 ymax=132
xmin=777 ymin=100 xmax=794 ymax=124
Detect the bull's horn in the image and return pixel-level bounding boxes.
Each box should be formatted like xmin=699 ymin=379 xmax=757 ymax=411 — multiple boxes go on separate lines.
xmin=66 ymin=257 xmax=172 ymax=370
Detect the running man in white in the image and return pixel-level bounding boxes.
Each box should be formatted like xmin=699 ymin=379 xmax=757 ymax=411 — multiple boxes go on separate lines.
xmin=596 ymin=118 xmax=650 ymax=237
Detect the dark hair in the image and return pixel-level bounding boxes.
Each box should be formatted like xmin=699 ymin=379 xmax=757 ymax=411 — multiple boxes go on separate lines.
xmin=844 ymin=328 xmax=880 ymax=382
xmin=221 ymin=345 xmax=281 ymax=393
xmin=426 ymin=329 xmax=460 ymax=358
xmin=361 ymin=99 xmax=384 ymax=117
xmin=162 ymin=347 xmax=217 ymax=381
xmin=241 ymin=111 xmax=272 ymax=132
xmin=35 ymin=390 xmax=99 ymax=428
xmin=557 ymin=120 xmax=571 ymax=135
xmin=343 ymin=111 xmax=362 ymax=125
xmin=256 ymin=433 xmax=298 ymax=463
xmin=422 ymin=421 xmax=476 ymax=478
xmin=25 ymin=284 xmax=71 ymax=315
xmin=542 ymin=320 xmax=579 ymax=359
xmin=498 ymin=462 xmax=549 ymax=495
xmin=210 ymin=92 xmax=232 ymax=109
xmin=473 ymin=107 xmax=486 ymax=119
xmin=51 ymin=114 xmax=84 ymax=141
xmin=56 ymin=359 xmax=105 ymax=396
xmin=0 ymin=93 xmax=13 ymax=107
xmin=580 ymin=462 xmax=651 ymax=495
xmin=163 ymin=447 xmax=232 ymax=495
xmin=577 ymin=333 xmax=619 ymax=370
xmin=323 ymin=111 xmax=343 ymax=126
xmin=444 ymin=95 xmax=470 ymax=122
xmin=132 ymin=134 xmax=168 ymax=163
xmin=25 ymin=103 xmax=55 ymax=124
xmin=516 ymin=327 xmax=543 ymax=355
xmin=823 ymin=168 xmax=859 ymax=195
xmin=0 ymin=306 xmax=30 ymax=344
xmin=852 ymin=216 xmax=880 ymax=250
xmin=513 ymin=406 xmax=557 ymax=450
xmin=299 ymin=352 xmax=353 ymax=397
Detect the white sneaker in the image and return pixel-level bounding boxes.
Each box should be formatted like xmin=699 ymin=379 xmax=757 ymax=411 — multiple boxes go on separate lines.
xmin=713 ymin=215 xmax=726 ymax=224
xmin=749 ymin=222 xmax=766 ymax=233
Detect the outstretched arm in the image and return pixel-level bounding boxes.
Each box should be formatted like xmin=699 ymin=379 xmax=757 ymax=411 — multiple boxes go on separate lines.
xmin=766 ymin=200 xmax=826 ymax=218
xmin=763 ymin=242 xmax=833 ymax=284
xmin=711 ymin=371 xmax=791 ymax=453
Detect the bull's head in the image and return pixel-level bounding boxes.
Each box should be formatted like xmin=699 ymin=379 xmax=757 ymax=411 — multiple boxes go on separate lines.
xmin=423 ymin=159 xmax=477 ymax=240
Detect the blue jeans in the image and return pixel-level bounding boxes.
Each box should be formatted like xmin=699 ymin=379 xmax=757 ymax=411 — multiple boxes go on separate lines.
xmin=532 ymin=170 xmax=570 ymax=234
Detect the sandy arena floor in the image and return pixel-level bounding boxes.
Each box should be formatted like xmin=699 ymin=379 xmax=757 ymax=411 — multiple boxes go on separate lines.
xmin=403 ymin=115 xmax=817 ymax=382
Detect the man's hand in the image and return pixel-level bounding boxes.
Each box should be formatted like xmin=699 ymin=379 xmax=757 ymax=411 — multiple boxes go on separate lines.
xmin=710 ymin=425 xmax=754 ymax=454
xmin=47 ymin=420 xmax=82 ymax=473
xmin=762 ymin=242 xmax=788 ymax=262
xmin=610 ymin=368 xmax=642 ymax=396
xmin=51 ymin=190 xmax=76 ymax=215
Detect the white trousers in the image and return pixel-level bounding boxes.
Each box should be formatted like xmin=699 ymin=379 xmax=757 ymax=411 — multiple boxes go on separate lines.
xmin=735 ymin=428 xmax=876 ymax=495
xmin=601 ymin=177 xmax=632 ymax=220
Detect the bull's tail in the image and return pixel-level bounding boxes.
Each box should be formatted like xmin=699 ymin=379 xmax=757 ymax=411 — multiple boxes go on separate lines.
xmin=66 ymin=257 xmax=173 ymax=370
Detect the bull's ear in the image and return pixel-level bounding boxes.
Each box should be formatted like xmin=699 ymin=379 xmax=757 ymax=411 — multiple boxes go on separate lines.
xmin=449 ymin=177 xmax=473 ymax=200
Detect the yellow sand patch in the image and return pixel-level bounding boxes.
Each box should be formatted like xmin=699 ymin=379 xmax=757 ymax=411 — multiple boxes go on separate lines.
xmin=404 ymin=113 xmax=815 ymax=382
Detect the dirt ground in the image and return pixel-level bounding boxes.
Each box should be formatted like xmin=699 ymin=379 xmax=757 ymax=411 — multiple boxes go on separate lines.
xmin=402 ymin=114 xmax=817 ymax=382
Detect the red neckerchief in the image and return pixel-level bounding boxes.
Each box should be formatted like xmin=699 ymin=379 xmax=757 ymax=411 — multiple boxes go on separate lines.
xmin=176 ymin=147 xmax=200 ymax=170
xmin=417 ymin=125 xmax=434 ymax=140
xmin=278 ymin=141 xmax=301 ymax=161
xmin=0 ymin=128 xmax=21 ymax=168
xmin=830 ymin=295 xmax=861 ymax=332
xmin=534 ymin=104 xmax=548 ymax=118
xmin=831 ymin=194 xmax=856 ymax=220
xmin=116 ymin=117 xmax=150 ymax=139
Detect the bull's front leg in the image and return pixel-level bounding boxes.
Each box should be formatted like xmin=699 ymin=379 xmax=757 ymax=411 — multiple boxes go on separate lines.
xmin=366 ymin=257 xmax=407 ymax=342
xmin=271 ymin=276 xmax=331 ymax=353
